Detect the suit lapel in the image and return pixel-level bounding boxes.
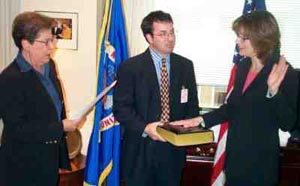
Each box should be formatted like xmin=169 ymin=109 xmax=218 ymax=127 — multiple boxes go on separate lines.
xmin=141 ymin=49 xmax=161 ymax=104
xmin=235 ymin=60 xmax=251 ymax=94
xmin=244 ymin=62 xmax=272 ymax=94
xmin=237 ymin=57 xmax=275 ymax=95
xmin=48 ymin=61 xmax=66 ymax=117
xmin=140 ymin=50 xmax=181 ymax=118
xmin=23 ymin=70 xmax=58 ymax=114
xmin=169 ymin=53 xmax=180 ymax=110
xmin=48 ymin=61 xmax=64 ymax=102
xmin=245 ymin=50 xmax=279 ymax=94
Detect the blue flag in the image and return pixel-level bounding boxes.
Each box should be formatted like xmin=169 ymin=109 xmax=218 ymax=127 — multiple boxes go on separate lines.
xmin=84 ymin=0 xmax=129 ymax=185
xmin=232 ymin=0 xmax=266 ymax=64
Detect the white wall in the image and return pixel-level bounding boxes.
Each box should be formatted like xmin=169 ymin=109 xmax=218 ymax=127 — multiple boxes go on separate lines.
xmin=123 ymin=1 xmax=153 ymax=56
xmin=0 ymin=0 xmax=21 ymax=72
xmin=22 ymin=0 xmax=98 ymax=154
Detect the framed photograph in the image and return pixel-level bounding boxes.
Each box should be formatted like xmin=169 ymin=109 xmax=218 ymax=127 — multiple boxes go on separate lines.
xmin=36 ymin=11 xmax=78 ymax=50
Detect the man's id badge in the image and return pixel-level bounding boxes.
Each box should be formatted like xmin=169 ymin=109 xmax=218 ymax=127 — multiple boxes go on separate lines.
xmin=180 ymin=86 xmax=188 ymax=103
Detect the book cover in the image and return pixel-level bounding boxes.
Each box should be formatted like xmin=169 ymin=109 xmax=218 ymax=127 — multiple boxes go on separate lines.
xmin=157 ymin=124 xmax=214 ymax=146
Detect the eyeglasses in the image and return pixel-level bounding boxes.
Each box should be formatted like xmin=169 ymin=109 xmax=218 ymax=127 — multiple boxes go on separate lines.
xmin=152 ymin=31 xmax=175 ymax=39
xmin=34 ymin=37 xmax=57 ymax=47
xmin=236 ymin=34 xmax=249 ymax=42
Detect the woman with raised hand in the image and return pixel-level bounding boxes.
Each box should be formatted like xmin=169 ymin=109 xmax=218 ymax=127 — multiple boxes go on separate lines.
xmin=172 ymin=10 xmax=299 ymax=186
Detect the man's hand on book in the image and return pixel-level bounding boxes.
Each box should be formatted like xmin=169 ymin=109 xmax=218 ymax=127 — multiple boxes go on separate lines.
xmin=170 ymin=116 xmax=203 ymax=128
xmin=144 ymin=121 xmax=166 ymax=142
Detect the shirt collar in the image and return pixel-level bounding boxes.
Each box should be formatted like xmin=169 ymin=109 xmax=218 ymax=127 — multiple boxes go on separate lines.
xmin=15 ymin=52 xmax=33 ymax=72
xmin=149 ymin=48 xmax=170 ymax=63
xmin=15 ymin=52 xmax=48 ymax=75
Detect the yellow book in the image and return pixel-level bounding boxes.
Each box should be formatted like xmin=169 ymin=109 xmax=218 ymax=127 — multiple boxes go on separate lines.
xmin=157 ymin=124 xmax=214 ymax=146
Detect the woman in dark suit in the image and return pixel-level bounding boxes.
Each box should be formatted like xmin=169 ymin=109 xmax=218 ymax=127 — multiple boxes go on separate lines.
xmin=0 ymin=12 xmax=84 ymax=186
xmin=172 ymin=11 xmax=299 ymax=186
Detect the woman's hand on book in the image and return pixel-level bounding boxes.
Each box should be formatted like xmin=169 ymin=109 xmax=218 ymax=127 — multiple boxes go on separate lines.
xmin=170 ymin=116 xmax=203 ymax=128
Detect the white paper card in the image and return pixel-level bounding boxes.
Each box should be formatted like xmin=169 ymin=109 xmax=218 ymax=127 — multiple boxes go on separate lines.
xmin=181 ymin=87 xmax=188 ymax=103
xmin=70 ymin=81 xmax=117 ymax=120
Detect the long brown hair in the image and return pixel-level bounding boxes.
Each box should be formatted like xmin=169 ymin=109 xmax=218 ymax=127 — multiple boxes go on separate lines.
xmin=232 ymin=10 xmax=281 ymax=63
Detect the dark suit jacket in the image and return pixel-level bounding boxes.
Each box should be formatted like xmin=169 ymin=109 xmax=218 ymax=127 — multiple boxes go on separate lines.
xmin=52 ymin=26 xmax=63 ymax=39
xmin=203 ymin=54 xmax=299 ymax=185
xmin=0 ymin=58 xmax=70 ymax=186
xmin=113 ymin=49 xmax=199 ymax=181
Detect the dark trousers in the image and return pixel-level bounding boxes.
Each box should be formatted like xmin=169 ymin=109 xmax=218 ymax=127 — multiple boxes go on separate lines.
xmin=123 ymin=158 xmax=182 ymax=186
xmin=225 ymin=179 xmax=278 ymax=186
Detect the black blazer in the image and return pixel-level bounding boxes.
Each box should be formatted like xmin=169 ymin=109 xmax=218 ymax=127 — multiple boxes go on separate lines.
xmin=203 ymin=55 xmax=299 ymax=185
xmin=0 ymin=58 xmax=70 ymax=186
xmin=113 ymin=49 xmax=199 ymax=180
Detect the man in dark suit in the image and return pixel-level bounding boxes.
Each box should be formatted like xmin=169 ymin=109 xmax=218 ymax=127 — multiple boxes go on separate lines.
xmin=113 ymin=11 xmax=199 ymax=186
xmin=52 ymin=19 xmax=63 ymax=39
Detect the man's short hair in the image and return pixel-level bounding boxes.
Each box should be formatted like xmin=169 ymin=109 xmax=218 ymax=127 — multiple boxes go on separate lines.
xmin=141 ymin=10 xmax=173 ymax=41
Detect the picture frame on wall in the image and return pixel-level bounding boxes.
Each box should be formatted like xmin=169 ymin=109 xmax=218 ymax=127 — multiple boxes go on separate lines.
xmin=36 ymin=11 xmax=78 ymax=50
